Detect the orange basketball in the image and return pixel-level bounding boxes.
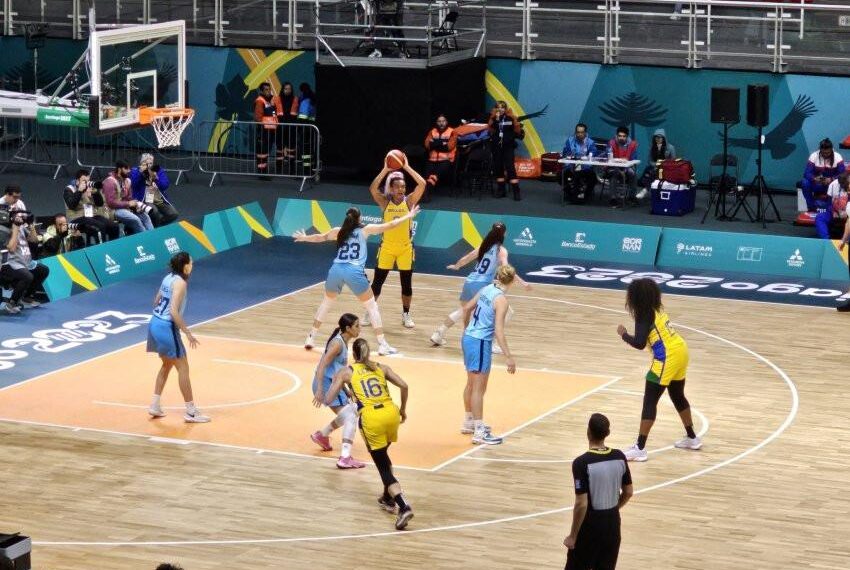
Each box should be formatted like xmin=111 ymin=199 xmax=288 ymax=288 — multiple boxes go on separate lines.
xmin=385 ymin=149 xmax=407 ymax=170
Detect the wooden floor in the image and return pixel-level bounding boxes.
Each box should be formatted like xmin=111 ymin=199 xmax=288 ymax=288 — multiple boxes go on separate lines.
xmin=0 ymin=273 xmax=847 ymax=569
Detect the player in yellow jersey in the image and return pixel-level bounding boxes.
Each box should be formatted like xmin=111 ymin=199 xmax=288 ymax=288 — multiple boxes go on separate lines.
xmin=324 ymin=338 xmax=413 ymax=530
xmin=365 ymin=154 xmax=427 ymax=329
xmin=617 ymin=278 xmax=702 ymax=462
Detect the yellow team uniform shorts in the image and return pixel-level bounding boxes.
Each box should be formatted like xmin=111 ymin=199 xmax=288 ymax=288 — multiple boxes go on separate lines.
xmin=377 ymin=242 xmax=414 ymax=271
xmin=359 ymin=402 xmax=401 ymax=450
xmin=646 ymin=347 xmax=689 ymax=386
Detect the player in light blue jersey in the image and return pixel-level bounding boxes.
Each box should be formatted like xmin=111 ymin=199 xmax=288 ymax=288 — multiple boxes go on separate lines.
xmin=146 ymin=252 xmax=210 ymax=423
xmin=294 ymin=205 xmax=420 ymax=356
xmin=308 ymin=313 xmax=367 ymax=469
xmin=430 ymin=222 xmax=530 ymax=351
xmin=460 ymin=265 xmax=517 ymax=445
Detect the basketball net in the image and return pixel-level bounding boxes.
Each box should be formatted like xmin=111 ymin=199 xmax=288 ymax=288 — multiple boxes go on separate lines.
xmin=141 ymin=108 xmax=195 ymax=148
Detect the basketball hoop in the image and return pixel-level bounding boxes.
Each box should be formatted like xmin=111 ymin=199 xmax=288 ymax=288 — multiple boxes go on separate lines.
xmin=138 ymin=106 xmax=194 ymax=148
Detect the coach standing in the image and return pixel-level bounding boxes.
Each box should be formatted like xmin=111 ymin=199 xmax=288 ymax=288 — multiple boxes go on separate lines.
xmin=563 ymin=413 xmax=633 ymax=570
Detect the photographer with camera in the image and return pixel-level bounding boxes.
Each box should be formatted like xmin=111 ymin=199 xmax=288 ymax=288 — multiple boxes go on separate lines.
xmin=102 ymin=160 xmax=154 ymax=235
xmin=64 ymin=169 xmax=121 ymax=243
xmin=0 ymin=184 xmax=27 ymax=212
xmin=0 ymin=208 xmax=49 ymax=315
xmin=130 ymin=153 xmax=179 ymax=227
xmin=41 ymin=214 xmax=85 ymax=257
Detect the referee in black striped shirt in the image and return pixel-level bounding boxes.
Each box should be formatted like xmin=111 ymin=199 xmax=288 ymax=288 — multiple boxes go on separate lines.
xmin=563 ymin=413 xmax=633 ymax=570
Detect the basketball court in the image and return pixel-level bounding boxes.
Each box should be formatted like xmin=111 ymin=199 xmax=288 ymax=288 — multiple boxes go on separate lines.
xmin=1 ymin=236 xmax=843 ymax=569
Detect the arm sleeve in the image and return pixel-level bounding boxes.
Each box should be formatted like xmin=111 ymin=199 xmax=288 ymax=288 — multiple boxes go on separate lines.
xmin=92 ymin=189 xmax=105 ymax=207
xmin=290 ymin=96 xmax=299 ymax=117
xmin=572 ymin=457 xmax=589 ymax=496
xmin=64 ymin=186 xmax=81 ymax=209
xmin=129 ymin=168 xmax=144 ymax=202
xmin=253 ymin=98 xmax=263 ymax=123
xmin=629 ymin=142 xmax=638 ymax=160
xmin=621 ymin=452 xmax=633 ymax=485
xmin=274 ymin=96 xmax=284 ymax=117
xmin=621 ymin=314 xmax=652 ymax=349
xmin=156 ymin=170 xmax=171 ymax=194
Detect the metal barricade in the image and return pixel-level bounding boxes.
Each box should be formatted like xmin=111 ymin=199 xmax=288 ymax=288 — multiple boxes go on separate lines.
xmin=196 ymin=120 xmax=320 ymax=191
xmin=0 ymin=116 xmax=74 ymax=179
xmin=73 ymin=122 xmax=197 ymax=185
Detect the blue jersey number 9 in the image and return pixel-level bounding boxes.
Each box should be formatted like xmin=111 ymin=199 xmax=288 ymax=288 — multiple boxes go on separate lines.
xmin=476 ymin=257 xmax=491 ymax=274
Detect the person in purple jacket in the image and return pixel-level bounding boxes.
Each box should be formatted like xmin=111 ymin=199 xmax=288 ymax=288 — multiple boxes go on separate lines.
xmin=801 ymin=138 xmax=845 ymax=212
xmin=130 ymin=153 xmax=179 ymax=227
xmin=101 ymin=160 xmax=154 ymax=235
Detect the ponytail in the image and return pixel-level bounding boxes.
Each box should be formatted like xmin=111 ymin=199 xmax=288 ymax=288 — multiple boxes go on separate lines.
xmin=325 ymin=312 xmax=359 ymax=351
xmin=336 ymin=208 xmax=362 ymax=248
xmin=478 ymin=222 xmax=506 ymax=261
xmin=352 ymin=338 xmax=378 ymax=372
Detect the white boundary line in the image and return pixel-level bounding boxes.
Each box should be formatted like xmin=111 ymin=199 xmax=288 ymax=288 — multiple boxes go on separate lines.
xmin=387 ymin=270 xmax=843 ymax=311
xmin=10 ymin=271 xmax=798 ymax=548
xmin=463 ymin=405 xmax=710 ymax=464
xmin=93 ymin=359 xmax=303 ymax=411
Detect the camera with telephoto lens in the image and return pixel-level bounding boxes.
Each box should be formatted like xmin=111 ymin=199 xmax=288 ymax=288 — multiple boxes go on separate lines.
xmin=86 ymin=179 xmax=103 ymax=190
xmin=135 ymin=203 xmax=153 ymax=215
xmin=68 ymin=222 xmax=79 ymax=232
xmin=0 ymin=205 xmax=34 ymax=228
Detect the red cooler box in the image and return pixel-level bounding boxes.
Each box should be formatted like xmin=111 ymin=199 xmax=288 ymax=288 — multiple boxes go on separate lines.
xmin=650 ymin=180 xmax=696 ymax=216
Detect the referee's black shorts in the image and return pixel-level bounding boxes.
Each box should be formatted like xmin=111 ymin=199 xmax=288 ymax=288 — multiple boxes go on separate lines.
xmin=565 ymin=513 xmax=621 ymax=570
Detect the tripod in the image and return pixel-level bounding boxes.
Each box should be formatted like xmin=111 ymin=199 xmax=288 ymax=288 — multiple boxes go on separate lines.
xmin=702 ymin=121 xmax=738 ymax=224
xmin=730 ymin=126 xmax=781 ymax=229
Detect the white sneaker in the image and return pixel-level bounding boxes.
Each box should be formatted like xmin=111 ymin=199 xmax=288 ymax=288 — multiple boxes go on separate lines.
xmin=430 ymin=331 xmax=446 ymax=346
xmin=674 ymin=436 xmax=703 ymax=450
xmin=362 ymin=313 xmax=371 ymax=327
xmin=304 ymin=333 xmax=315 ymax=350
xmin=461 ymin=421 xmax=490 ymax=435
xmin=1 ymin=302 xmax=21 ymax=315
xmin=635 ymin=188 xmax=648 ymax=200
xmin=184 ymin=409 xmax=211 ymax=423
xmin=20 ymin=297 xmax=41 ymax=308
xmin=491 ymin=343 xmax=503 ymax=354
xmin=402 ymin=312 xmax=415 ymax=329
xmin=378 ymin=341 xmax=398 ymax=356
xmin=148 ymin=405 xmax=166 ymax=418
xmin=623 ymin=443 xmax=648 ymax=462
xmin=472 ymin=429 xmax=503 ymax=445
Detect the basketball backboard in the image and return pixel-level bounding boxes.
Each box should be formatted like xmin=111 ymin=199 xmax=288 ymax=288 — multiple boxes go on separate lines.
xmin=89 ymin=20 xmax=186 ymax=133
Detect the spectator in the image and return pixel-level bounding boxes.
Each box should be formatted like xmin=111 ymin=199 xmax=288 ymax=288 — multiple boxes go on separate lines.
xmin=802 ymin=138 xmax=845 ymax=212
xmin=41 ymin=214 xmax=84 ymax=256
xmin=605 ymin=126 xmax=639 ymax=207
xmin=423 ymin=114 xmax=457 ymax=202
xmin=278 ymin=81 xmax=299 ymax=160
xmin=1 ymin=209 xmax=49 ymax=314
xmin=102 ymin=160 xmax=154 ymax=235
xmin=561 ymin=123 xmax=599 ymax=204
xmin=63 ymin=169 xmax=120 ymax=243
xmin=814 ymin=171 xmax=850 ymax=239
xmin=130 ymin=153 xmax=179 ymax=227
xmin=0 ymin=184 xmax=26 ymax=212
xmin=297 ymin=83 xmax=317 ymax=172
xmin=636 ymin=128 xmax=676 ymax=200
xmin=489 ymin=100 xmax=524 ymax=201
xmin=254 ymin=82 xmax=283 ymax=174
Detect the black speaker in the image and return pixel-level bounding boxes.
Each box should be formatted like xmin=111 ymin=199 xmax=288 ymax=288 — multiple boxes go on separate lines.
xmin=711 ymin=87 xmax=740 ymax=124
xmin=747 ymin=84 xmax=769 ymax=127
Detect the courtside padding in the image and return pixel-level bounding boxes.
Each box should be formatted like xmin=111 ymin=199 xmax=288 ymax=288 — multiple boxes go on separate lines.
xmin=272 ymin=198 xmax=850 ymax=282
xmin=40 ymin=202 xmax=274 ymax=301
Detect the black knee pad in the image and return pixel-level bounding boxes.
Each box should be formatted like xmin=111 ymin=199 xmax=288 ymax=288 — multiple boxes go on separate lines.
xmin=641 ymin=382 xmax=666 ymax=421
xmin=667 ymin=382 xmax=690 ymax=412
xmin=399 ymin=270 xmax=413 ymax=297
xmin=371 ymin=268 xmax=390 ymax=295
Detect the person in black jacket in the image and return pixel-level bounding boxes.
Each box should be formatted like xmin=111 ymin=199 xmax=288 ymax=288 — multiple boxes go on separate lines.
xmin=488 ymin=101 xmax=524 ymax=201
xmin=63 ymin=169 xmax=120 ymax=243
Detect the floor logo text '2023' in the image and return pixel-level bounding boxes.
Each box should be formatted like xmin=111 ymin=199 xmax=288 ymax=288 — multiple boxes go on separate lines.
xmin=0 ymin=311 xmax=151 ymax=371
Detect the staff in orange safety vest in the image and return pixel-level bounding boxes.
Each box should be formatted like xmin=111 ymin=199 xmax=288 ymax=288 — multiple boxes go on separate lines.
xmin=423 ymin=114 xmax=457 ymax=202
xmin=254 ymin=82 xmax=283 ymax=173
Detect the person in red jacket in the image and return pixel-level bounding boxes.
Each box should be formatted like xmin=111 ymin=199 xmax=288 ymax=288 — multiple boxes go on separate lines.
xmin=254 ymin=82 xmax=283 ymax=173
xmin=423 ymin=114 xmax=457 ymax=202
xmin=277 ymin=81 xmax=300 ymax=163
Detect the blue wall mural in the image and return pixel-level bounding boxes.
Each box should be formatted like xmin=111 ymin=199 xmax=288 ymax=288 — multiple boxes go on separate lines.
xmin=485 ymin=58 xmax=850 ymax=190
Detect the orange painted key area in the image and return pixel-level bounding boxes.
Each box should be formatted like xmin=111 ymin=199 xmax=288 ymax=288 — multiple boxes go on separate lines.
xmin=0 ymin=336 xmax=614 ymax=469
